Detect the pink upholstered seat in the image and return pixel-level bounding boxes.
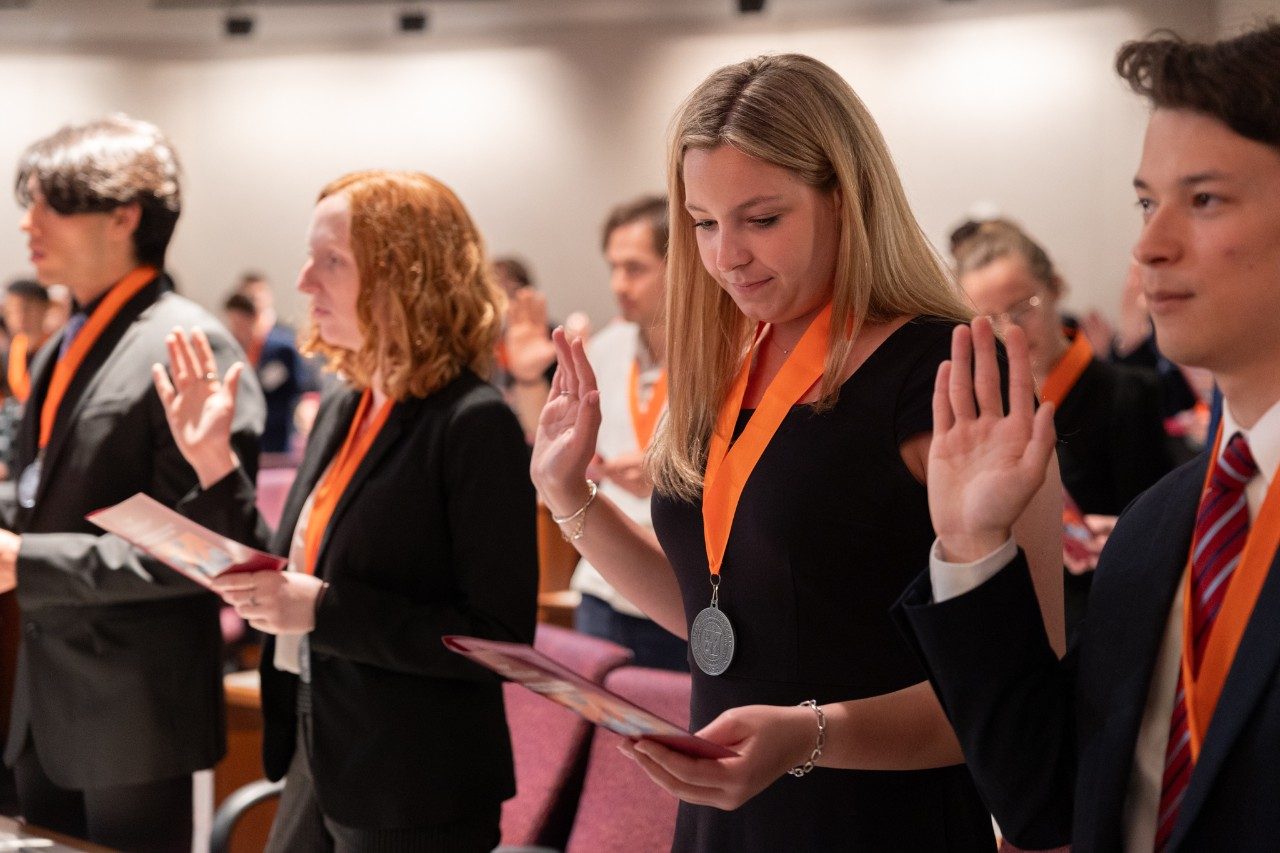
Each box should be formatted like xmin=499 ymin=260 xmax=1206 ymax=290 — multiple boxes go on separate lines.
xmin=255 ymin=466 xmax=296 ymax=529
xmin=500 ymin=625 xmax=633 ymax=848
xmin=565 ymin=666 xmax=691 ymax=853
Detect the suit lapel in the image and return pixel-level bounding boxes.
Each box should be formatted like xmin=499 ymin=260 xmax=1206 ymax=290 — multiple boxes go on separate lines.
xmin=1079 ymin=459 xmax=1203 ymax=844
xmin=1169 ymin=522 xmax=1280 ymax=848
xmin=310 ymin=397 xmax=409 ymax=580
xmin=28 ymin=278 xmax=164 ymax=518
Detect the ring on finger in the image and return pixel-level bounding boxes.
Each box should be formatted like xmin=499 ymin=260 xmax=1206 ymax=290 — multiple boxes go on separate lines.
xmin=204 ymin=371 xmax=218 ymax=382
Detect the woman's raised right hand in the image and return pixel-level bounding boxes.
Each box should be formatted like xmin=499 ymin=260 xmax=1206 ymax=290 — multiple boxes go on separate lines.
xmin=151 ymin=327 xmax=242 ymax=490
xmin=530 ymin=327 xmax=603 ymax=517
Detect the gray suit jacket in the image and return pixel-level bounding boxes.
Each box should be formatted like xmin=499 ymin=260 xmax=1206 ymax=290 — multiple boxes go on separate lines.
xmin=1 ymin=272 xmax=265 ymax=789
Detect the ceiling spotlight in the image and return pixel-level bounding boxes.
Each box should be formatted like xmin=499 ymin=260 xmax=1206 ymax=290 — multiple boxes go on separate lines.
xmin=224 ymin=14 xmax=253 ymax=37
xmin=737 ymin=0 xmax=765 ymax=12
xmin=398 ymin=10 xmax=428 ymax=33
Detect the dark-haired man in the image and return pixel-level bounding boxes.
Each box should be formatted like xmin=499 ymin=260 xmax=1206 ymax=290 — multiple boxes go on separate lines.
xmin=2 ymin=115 xmax=264 ymax=850
xmin=570 ymin=195 xmax=688 ymax=670
xmin=896 ymin=23 xmax=1280 ymax=853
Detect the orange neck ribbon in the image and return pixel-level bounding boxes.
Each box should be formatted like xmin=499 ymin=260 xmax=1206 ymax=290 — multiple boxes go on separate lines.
xmin=1038 ymin=327 xmax=1092 ymax=408
xmin=247 ymin=335 xmax=265 ymax=369
xmin=7 ymin=334 xmax=31 ymax=404
xmin=628 ymin=359 xmax=668 ymax=450
xmin=39 ymin=266 xmax=156 ymax=449
xmin=302 ymin=389 xmax=394 ymax=575
xmin=1180 ymin=423 xmax=1280 ymax=760
xmin=702 ymin=303 xmax=833 ymax=579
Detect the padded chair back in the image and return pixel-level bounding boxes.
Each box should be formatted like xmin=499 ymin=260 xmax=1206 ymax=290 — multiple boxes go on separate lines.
xmin=499 ymin=625 xmax=633 ymax=848
xmin=565 ymin=666 xmax=691 ymax=853
xmin=255 ymin=467 xmax=296 ymax=529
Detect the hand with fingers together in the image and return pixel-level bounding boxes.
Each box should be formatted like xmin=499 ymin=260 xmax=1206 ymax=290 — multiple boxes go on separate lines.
xmin=530 ymin=327 xmax=604 ymax=518
xmin=928 ymin=317 xmax=1059 ymax=564
xmin=619 ymin=703 xmax=817 ymax=810
xmin=151 ymin=327 xmax=243 ymax=489
xmin=210 ymin=568 xmax=325 ymax=635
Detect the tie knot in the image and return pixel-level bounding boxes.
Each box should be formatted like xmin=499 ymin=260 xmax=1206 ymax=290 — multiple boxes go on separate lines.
xmin=1214 ymin=431 xmax=1258 ymax=491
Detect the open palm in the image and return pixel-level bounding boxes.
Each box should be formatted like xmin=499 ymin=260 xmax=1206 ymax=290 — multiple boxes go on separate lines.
xmin=530 ymin=328 xmax=602 ymax=513
xmin=928 ymin=320 xmax=1057 ymax=561
xmin=151 ymin=328 xmax=241 ymax=477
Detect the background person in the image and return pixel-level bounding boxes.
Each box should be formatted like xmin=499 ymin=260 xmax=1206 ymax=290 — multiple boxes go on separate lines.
xmin=569 ymin=194 xmax=687 ymax=671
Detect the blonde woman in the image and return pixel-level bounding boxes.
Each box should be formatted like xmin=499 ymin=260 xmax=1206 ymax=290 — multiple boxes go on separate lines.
xmin=532 ymin=55 xmax=1064 ymax=849
xmin=156 ymin=170 xmax=537 ymax=850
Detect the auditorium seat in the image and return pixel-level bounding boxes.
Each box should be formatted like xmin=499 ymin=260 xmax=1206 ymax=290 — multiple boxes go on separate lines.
xmin=255 ymin=467 xmax=296 ymax=529
xmin=499 ymin=625 xmax=633 ymax=848
xmin=564 ymin=666 xmax=690 ymax=853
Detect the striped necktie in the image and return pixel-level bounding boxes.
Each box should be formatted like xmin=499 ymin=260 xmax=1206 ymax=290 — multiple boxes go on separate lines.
xmin=1154 ymin=431 xmax=1257 ymax=850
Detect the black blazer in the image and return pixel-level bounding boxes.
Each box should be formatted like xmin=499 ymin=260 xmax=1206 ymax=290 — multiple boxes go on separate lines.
xmin=896 ymin=454 xmax=1280 ymax=851
xmin=0 ymin=273 xmax=265 ymax=789
xmin=184 ymin=371 xmax=538 ymax=829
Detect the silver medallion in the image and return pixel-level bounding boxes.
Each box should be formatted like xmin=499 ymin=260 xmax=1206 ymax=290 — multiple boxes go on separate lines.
xmin=690 ymin=579 xmax=735 ymax=676
xmin=17 ymin=456 xmax=42 ymax=509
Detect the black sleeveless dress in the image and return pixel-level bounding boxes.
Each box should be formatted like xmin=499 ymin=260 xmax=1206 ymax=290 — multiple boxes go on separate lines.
xmin=652 ymin=317 xmax=996 ymax=851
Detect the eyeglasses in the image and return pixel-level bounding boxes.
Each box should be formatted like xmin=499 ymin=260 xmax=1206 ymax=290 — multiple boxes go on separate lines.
xmin=984 ymin=294 xmax=1042 ymax=328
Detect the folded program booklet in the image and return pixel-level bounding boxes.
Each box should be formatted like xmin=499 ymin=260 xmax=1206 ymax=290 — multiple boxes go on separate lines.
xmin=443 ymin=634 xmax=737 ymax=759
xmin=88 ymin=493 xmax=285 ymax=587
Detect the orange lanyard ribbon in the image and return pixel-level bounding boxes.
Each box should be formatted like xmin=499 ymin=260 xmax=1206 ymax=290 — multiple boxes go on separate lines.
xmin=628 ymin=359 xmax=667 ymax=450
xmin=1180 ymin=423 xmax=1280 ymax=760
xmin=302 ymin=389 xmax=394 ymax=575
xmin=7 ymin=334 xmax=31 ymax=404
xmin=1038 ymin=327 xmax=1092 ymax=408
xmin=39 ymin=266 xmax=156 ymax=449
xmin=702 ymin=303 xmax=832 ymax=579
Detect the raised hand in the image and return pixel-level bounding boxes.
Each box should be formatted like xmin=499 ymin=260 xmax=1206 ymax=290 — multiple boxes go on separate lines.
xmin=928 ymin=318 xmax=1057 ymax=563
xmin=530 ymin=328 xmax=603 ymax=517
xmin=505 ymin=288 xmax=557 ymax=383
xmin=151 ymin=327 xmax=242 ymax=489
xmin=598 ymin=450 xmax=653 ymax=499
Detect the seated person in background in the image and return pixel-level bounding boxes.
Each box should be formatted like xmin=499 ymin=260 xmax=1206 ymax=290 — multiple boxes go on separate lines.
xmin=897 ymin=22 xmax=1280 ymax=851
xmin=570 ymin=194 xmax=687 ymax=671
xmin=5 ymin=114 xmax=264 ymax=851
xmin=0 ymin=280 xmax=50 ymax=478
xmin=157 ymin=169 xmax=537 ymax=850
xmin=233 ymin=271 xmax=314 ymax=458
xmin=953 ymin=217 xmax=1175 ymax=638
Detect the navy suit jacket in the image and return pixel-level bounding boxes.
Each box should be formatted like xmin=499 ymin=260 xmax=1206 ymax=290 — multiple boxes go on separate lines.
xmin=896 ymin=453 xmax=1280 ymax=852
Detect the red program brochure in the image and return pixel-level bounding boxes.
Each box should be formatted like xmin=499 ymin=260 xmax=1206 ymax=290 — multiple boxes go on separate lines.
xmin=1063 ymin=489 xmax=1096 ymax=566
xmin=88 ymin=493 xmax=285 ymax=587
xmin=443 ymin=634 xmax=737 ymax=759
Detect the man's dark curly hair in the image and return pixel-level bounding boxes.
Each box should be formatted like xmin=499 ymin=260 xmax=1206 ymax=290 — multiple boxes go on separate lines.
xmin=1115 ymin=22 xmax=1280 ymax=150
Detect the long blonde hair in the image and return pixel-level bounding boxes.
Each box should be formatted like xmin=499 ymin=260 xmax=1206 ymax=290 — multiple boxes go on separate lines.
xmin=651 ymin=54 xmax=971 ymax=501
xmin=302 ymin=170 xmax=505 ymax=401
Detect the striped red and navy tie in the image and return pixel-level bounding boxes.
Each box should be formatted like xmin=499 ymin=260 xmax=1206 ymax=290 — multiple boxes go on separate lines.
xmin=1154 ymin=431 xmax=1257 ymax=851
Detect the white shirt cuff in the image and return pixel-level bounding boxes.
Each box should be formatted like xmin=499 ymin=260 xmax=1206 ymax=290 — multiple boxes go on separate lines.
xmin=929 ymin=536 xmax=1018 ymax=603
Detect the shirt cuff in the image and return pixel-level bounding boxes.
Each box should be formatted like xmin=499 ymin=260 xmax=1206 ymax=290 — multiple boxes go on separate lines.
xmin=929 ymin=536 xmax=1018 ymax=603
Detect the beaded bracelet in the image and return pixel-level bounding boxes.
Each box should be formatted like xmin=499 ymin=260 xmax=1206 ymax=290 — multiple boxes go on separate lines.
xmin=788 ymin=700 xmax=826 ymax=777
xmin=551 ymin=479 xmax=598 ymax=542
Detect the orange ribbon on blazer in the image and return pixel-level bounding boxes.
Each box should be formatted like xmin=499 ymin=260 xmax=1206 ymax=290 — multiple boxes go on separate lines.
xmin=302 ymin=389 xmax=394 ymax=575
xmin=7 ymin=334 xmax=32 ymax=403
xmin=39 ymin=266 xmax=156 ymax=449
xmin=1037 ymin=328 xmax=1092 ymax=408
xmin=1180 ymin=423 xmax=1280 ymax=760
xmin=702 ymin=303 xmax=832 ymax=580
xmin=628 ymin=359 xmax=667 ymax=449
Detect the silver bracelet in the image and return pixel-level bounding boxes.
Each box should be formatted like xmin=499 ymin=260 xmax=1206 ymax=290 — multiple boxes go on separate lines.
xmin=788 ymin=700 xmax=826 ymax=777
xmin=551 ymin=480 xmax=597 ymax=542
